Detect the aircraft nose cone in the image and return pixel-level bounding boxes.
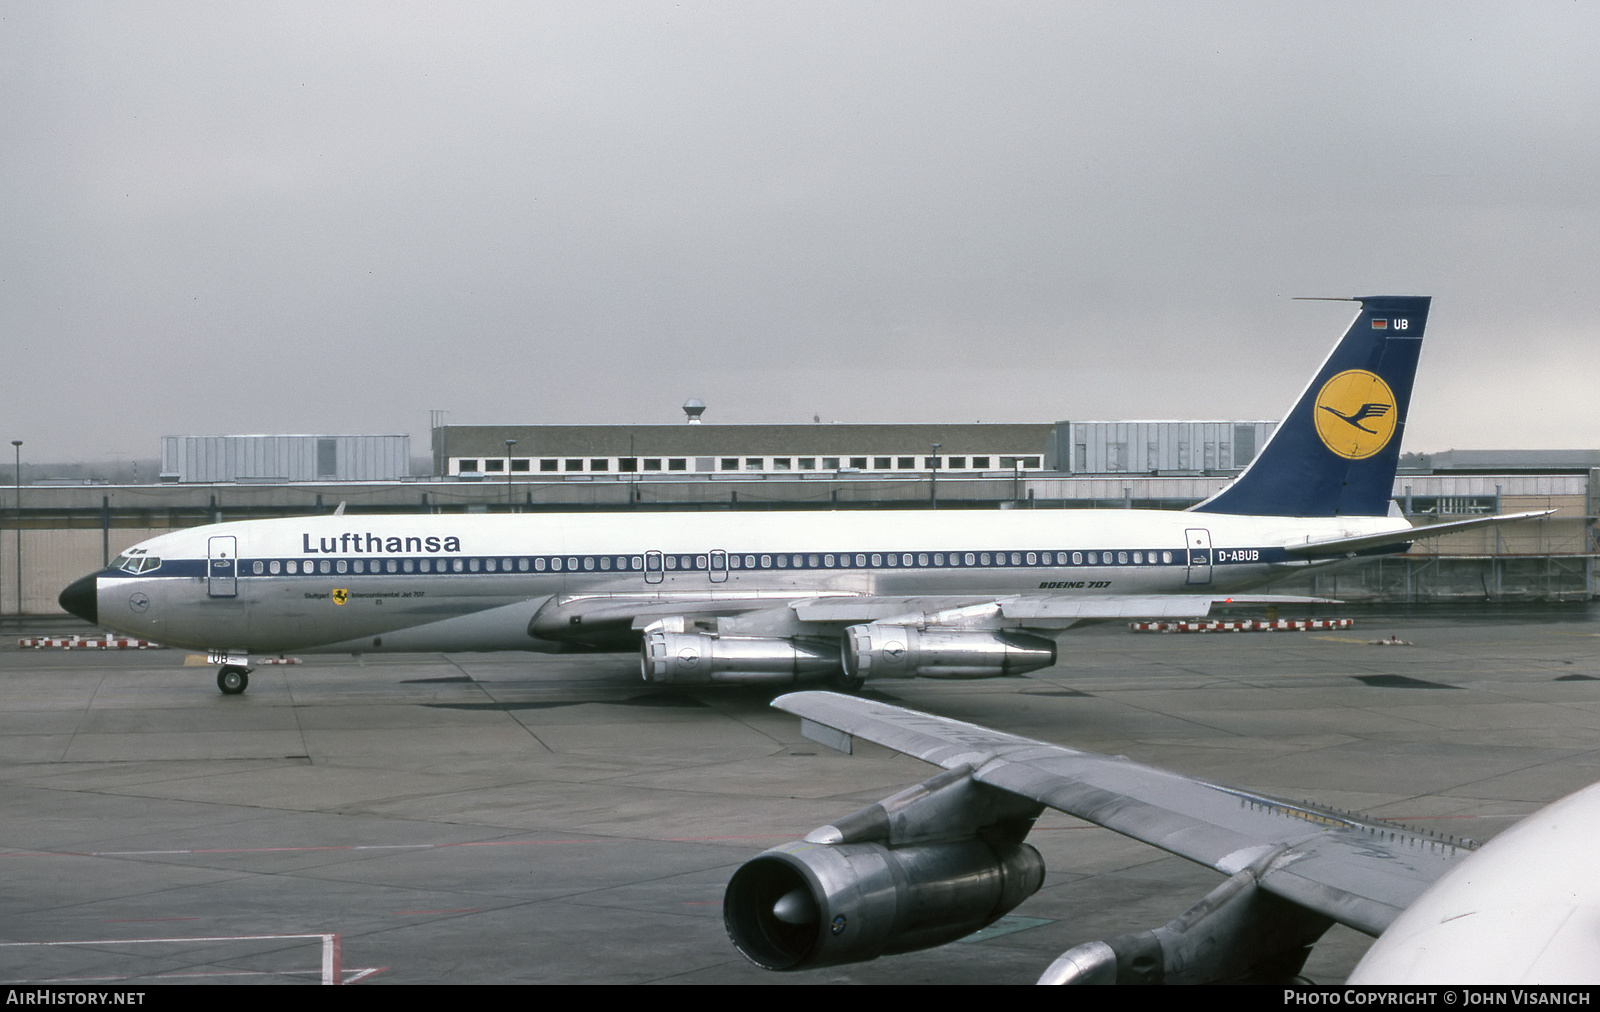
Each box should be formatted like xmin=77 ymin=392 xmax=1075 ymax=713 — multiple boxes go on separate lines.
xmin=58 ymin=574 xmax=98 ymax=625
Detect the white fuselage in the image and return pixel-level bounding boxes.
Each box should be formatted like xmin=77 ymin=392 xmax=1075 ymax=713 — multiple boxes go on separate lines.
xmin=89 ymin=509 xmax=1403 ymax=654
xmin=1350 ymin=779 xmax=1600 ymax=984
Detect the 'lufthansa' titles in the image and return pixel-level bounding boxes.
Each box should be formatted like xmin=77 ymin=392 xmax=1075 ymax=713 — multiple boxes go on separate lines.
xmin=302 ymin=533 xmax=462 ymax=554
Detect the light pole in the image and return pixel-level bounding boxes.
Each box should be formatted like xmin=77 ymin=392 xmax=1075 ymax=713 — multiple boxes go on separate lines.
xmin=929 ymin=442 xmax=941 ymax=509
xmin=12 ymin=441 xmax=21 ymax=615
xmin=504 ymin=439 xmax=517 ymax=510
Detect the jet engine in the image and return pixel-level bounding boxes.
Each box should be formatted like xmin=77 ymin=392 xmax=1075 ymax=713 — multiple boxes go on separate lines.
xmin=726 ymin=837 xmax=1044 ymax=971
xmin=1036 ymin=869 xmax=1333 ymax=984
xmin=842 ymin=624 xmax=1057 ymax=680
xmin=640 ymin=628 xmax=839 ymax=685
xmin=724 ymin=765 xmax=1045 ymax=970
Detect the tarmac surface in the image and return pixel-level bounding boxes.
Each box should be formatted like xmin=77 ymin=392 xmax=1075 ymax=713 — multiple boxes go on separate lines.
xmin=2 ymin=604 xmax=1598 ymax=985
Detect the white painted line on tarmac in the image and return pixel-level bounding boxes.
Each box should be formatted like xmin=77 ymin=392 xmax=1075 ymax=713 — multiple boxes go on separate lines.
xmin=1 ymin=932 xmax=350 ymax=985
xmin=3 ymin=837 xmax=611 ymax=859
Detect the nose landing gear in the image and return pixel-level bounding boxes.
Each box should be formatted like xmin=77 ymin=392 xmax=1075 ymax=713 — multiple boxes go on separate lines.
xmin=217 ymin=665 xmax=251 ymax=695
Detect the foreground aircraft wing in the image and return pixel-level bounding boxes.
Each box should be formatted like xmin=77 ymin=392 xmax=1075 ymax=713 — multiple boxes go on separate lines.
xmin=773 ymin=691 xmax=1465 ymax=937
xmin=732 ymin=693 xmax=1597 ymax=983
xmin=1284 ymin=509 xmax=1555 ymax=557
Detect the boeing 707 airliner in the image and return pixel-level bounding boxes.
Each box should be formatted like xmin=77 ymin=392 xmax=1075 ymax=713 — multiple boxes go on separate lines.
xmin=58 ymin=296 xmax=1544 ymax=694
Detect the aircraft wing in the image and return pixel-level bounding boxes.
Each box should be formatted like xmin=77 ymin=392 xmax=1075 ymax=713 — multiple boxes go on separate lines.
xmin=1284 ymin=509 xmax=1555 ymax=557
xmin=792 ymin=594 xmax=1331 ymax=624
xmin=774 ymin=690 xmax=1467 ymax=937
xmin=542 ymin=590 xmax=1334 ymax=636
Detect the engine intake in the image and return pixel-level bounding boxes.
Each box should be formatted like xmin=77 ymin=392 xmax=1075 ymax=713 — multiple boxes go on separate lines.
xmin=725 ymin=837 xmax=1045 ymax=971
xmin=842 ymin=624 xmax=1057 ymax=680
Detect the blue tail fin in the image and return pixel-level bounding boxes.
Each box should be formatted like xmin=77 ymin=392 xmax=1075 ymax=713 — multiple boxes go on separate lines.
xmin=1192 ymin=296 xmax=1430 ymax=517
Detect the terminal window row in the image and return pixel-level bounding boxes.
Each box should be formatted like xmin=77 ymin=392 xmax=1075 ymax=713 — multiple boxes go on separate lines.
xmin=1405 ymin=496 xmax=1499 ymax=516
xmin=452 ymin=455 xmax=1044 ymax=475
xmin=240 ymin=548 xmax=1179 ymax=576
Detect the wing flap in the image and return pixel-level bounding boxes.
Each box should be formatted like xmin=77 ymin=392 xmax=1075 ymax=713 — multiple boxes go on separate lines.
xmin=1255 ymin=832 xmax=1458 ymax=937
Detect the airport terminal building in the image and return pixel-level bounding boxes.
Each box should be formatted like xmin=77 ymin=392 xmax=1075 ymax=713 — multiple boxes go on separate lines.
xmin=432 ymin=420 xmax=1280 ymax=480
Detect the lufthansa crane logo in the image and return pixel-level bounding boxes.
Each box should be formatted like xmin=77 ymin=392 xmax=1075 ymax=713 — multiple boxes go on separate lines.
xmin=1314 ymin=369 xmax=1397 ymax=460
xmin=332 ymin=588 xmax=349 ymax=606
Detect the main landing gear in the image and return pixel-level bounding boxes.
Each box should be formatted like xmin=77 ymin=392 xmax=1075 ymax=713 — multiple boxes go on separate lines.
xmin=217 ymin=665 xmax=250 ymax=695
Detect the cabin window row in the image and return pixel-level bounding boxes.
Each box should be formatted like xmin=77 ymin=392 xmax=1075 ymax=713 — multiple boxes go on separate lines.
xmin=242 ymin=549 xmax=1179 ymax=577
xmin=247 ymin=556 xmax=645 ymax=575
xmin=720 ymin=550 xmax=1177 ymax=569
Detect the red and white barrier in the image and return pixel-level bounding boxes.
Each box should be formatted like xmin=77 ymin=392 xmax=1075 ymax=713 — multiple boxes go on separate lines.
xmin=1129 ymin=619 xmax=1354 ymax=634
xmin=18 ymin=635 xmax=164 ymax=649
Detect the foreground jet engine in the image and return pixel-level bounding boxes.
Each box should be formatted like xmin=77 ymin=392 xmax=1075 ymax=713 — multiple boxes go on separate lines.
xmin=724 ymin=766 xmax=1045 ymax=970
xmin=1036 ymin=869 xmax=1332 ymax=984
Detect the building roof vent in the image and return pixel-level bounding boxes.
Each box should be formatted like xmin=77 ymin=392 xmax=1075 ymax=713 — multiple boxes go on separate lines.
xmin=683 ymin=398 xmax=706 ymax=424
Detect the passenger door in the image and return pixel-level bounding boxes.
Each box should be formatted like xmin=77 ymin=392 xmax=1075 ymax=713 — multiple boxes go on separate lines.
xmin=207 ymin=536 xmax=238 ymax=598
xmin=1184 ymin=528 xmax=1212 ymax=586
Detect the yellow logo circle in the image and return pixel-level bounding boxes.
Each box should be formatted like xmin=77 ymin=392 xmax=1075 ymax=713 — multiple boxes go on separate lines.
xmin=1313 ymin=370 xmax=1397 ymax=459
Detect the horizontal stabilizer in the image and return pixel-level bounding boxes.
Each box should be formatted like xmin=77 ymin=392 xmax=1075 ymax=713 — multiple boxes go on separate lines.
xmin=1284 ymin=510 xmax=1554 ymax=557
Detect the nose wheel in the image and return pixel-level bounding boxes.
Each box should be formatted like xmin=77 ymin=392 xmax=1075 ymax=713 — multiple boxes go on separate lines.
xmin=217 ymin=665 xmax=250 ymax=695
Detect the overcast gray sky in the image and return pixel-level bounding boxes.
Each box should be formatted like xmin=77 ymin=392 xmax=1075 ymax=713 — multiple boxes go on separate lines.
xmin=3 ymin=1 xmax=1597 ymax=463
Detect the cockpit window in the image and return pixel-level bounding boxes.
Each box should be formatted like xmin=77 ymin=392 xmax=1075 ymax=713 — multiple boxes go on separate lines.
xmin=112 ymin=554 xmax=161 ymax=574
